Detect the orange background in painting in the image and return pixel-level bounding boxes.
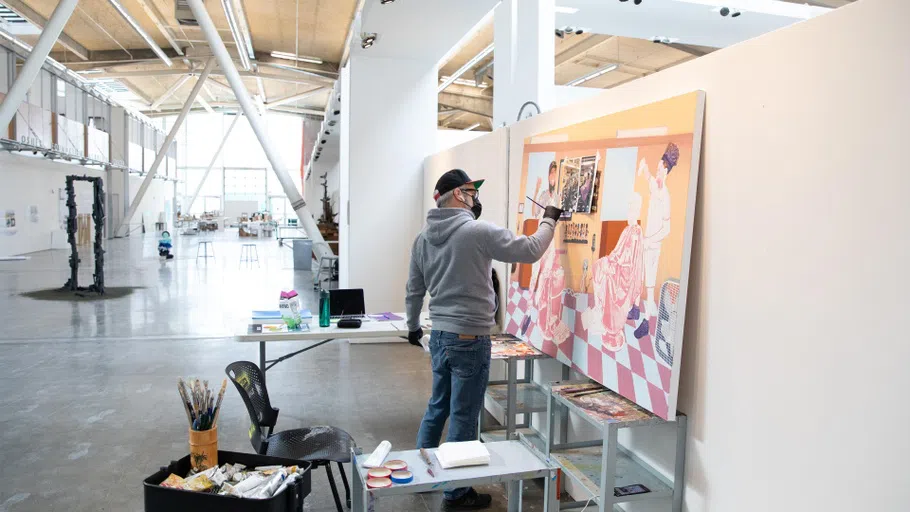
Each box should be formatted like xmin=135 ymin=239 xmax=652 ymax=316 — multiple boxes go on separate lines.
xmin=513 ymin=93 xmax=700 ymax=302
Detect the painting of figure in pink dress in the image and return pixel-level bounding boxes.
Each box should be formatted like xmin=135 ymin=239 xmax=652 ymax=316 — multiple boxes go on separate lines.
xmin=532 ymin=245 xmax=570 ymax=346
xmin=582 ymin=193 xmax=645 ymax=352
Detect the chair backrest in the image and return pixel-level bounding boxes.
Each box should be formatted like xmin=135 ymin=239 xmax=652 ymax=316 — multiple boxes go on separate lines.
xmin=225 ymin=361 xmax=280 ymax=453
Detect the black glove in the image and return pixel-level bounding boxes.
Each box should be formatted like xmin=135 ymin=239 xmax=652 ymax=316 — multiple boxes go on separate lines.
xmin=543 ymin=206 xmax=564 ymax=222
xmin=407 ymin=328 xmax=424 ymax=347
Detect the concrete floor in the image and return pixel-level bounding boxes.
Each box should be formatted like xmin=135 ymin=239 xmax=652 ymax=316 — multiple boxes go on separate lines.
xmin=0 ymin=231 xmax=548 ymax=512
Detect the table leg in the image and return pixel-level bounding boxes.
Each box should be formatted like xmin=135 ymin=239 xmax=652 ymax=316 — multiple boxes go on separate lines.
xmin=544 ymin=470 xmax=559 ymax=512
xmin=507 ymin=479 xmax=522 ymax=512
xmin=506 ymin=357 xmax=518 ymax=439
xmin=559 ymin=366 xmax=570 ymax=445
xmin=259 ymin=341 xmax=267 ymax=383
xmin=351 ymin=457 xmax=366 ymax=512
xmin=599 ymin=425 xmax=618 ymax=512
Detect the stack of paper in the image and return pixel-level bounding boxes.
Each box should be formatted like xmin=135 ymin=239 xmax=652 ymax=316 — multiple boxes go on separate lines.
xmin=434 ymin=441 xmax=490 ymax=469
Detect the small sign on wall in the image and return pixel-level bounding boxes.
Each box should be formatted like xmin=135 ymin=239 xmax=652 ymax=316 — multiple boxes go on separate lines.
xmin=29 ymin=205 xmax=38 ymax=223
xmin=3 ymin=209 xmax=16 ymax=236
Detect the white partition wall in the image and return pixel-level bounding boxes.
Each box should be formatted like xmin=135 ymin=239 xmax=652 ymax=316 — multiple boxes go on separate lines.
xmin=417 ymin=0 xmax=909 ymax=510
xmin=502 ymin=1 xmax=908 ymax=510
xmin=340 ymin=55 xmax=437 ymax=313
xmin=423 ymin=128 xmax=511 ymax=324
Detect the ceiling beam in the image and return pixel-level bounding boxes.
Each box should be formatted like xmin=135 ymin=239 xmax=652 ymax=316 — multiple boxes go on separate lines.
xmin=659 ymin=42 xmax=716 ymax=57
xmin=134 ymin=0 xmax=184 ymax=56
xmin=255 ymin=54 xmax=339 ymax=75
xmin=555 ymin=34 xmax=613 ymax=67
xmin=143 ymin=102 xmax=325 ymax=118
xmin=441 ymin=110 xmax=468 ymax=128
xmin=119 ymin=78 xmax=154 ymax=106
xmin=150 ymin=74 xmax=192 ymax=110
xmin=439 ymin=43 xmax=494 ymax=93
xmin=1 ymin=0 xmax=89 ymax=60
xmin=438 ymin=92 xmax=492 ymax=119
xmin=51 ymin=48 xmax=182 ymax=68
xmin=265 ymin=87 xmax=328 ymax=109
xmin=83 ymin=68 xmax=325 ymax=86
xmin=52 ymin=49 xmax=339 ymax=79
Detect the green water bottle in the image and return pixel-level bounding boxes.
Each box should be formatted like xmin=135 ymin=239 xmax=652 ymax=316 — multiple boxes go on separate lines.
xmin=319 ymin=289 xmax=331 ymax=327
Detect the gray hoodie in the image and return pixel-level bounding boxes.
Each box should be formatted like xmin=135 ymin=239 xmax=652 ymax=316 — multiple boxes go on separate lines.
xmin=406 ymin=208 xmax=556 ymax=335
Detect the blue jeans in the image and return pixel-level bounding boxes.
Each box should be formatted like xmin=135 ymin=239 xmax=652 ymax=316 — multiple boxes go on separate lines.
xmin=417 ymin=330 xmax=491 ymax=500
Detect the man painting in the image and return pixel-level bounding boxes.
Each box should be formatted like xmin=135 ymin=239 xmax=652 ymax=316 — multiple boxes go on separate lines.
xmin=406 ymin=169 xmax=562 ymax=510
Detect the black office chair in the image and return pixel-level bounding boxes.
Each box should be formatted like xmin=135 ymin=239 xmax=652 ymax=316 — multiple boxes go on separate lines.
xmin=226 ymin=361 xmax=355 ymax=511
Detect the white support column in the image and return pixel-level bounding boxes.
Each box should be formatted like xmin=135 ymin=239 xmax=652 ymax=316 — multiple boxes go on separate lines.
xmin=186 ymin=0 xmax=332 ymax=260
xmin=492 ymin=0 xmax=554 ymax=127
xmin=115 ymin=58 xmax=216 ymax=237
xmin=340 ymin=55 xmax=437 ymax=311
xmin=0 ymin=0 xmax=79 ymax=129
xmin=185 ymin=113 xmax=241 ymax=212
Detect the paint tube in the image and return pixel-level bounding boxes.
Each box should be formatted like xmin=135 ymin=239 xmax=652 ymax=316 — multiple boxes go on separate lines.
xmin=185 ymin=465 xmax=218 ymax=482
xmin=272 ymin=473 xmax=300 ymax=498
xmin=251 ymin=470 xmax=287 ymax=499
xmin=233 ymin=473 xmax=268 ymax=494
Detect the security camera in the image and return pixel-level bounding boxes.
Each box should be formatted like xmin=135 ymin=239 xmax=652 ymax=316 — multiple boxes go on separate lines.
xmin=325 ymin=131 xmax=330 ymax=135
xmin=321 ymin=140 xmax=327 ymax=144
xmin=731 ymin=11 xmax=741 ymax=17
xmin=333 ymin=110 xmax=340 ymax=116
xmin=555 ymin=29 xmax=565 ymax=38
xmin=575 ymin=28 xmax=584 ymax=35
xmin=634 ymin=0 xmax=642 ymax=4
xmin=720 ymin=7 xmax=730 ymax=16
xmin=380 ymin=0 xmax=395 ymax=3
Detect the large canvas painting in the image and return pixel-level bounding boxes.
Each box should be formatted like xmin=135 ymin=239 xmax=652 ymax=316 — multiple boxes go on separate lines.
xmin=504 ymin=92 xmax=705 ymax=419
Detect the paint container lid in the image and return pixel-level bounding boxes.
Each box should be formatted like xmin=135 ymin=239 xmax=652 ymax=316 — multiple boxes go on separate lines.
xmin=383 ymin=460 xmax=407 ymax=471
xmin=367 ymin=468 xmax=392 ymax=479
xmin=366 ymin=477 xmax=392 ymax=489
xmin=390 ymin=470 xmax=413 ymax=484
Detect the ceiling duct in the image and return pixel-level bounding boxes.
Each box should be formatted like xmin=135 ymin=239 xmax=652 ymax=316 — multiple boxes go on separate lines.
xmin=175 ymin=0 xmax=199 ymax=26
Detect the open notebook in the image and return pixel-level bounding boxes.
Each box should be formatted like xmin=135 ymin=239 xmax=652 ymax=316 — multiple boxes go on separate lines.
xmin=435 ymin=440 xmax=491 ymax=469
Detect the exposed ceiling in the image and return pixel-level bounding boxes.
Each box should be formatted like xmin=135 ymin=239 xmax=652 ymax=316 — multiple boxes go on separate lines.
xmin=2 ymin=0 xmax=357 ymax=115
xmin=434 ymin=0 xmax=841 ymax=131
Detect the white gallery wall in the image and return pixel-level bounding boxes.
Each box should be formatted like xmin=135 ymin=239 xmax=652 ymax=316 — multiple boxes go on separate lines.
xmin=420 ymin=0 xmax=909 ymax=510
xmin=0 ymin=152 xmax=175 ymax=257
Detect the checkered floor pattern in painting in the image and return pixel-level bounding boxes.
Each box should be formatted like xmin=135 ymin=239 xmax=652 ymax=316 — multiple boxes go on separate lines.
xmin=505 ymin=281 xmax=673 ymax=419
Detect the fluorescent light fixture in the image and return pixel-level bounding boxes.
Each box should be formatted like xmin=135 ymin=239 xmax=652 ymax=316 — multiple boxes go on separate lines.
xmin=555 ymin=6 xmax=579 ymax=14
xmin=221 ymin=0 xmax=251 ymax=70
xmin=106 ymin=0 xmax=173 ymax=66
xmin=440 ymin=76 xmax=488 ymax=89
xmin=463 ymin=123 xmax=481 ymax=131
xmin=77 ymin=69 xmax=104 ymax=74
xmin=565 ymin=63 xmax=618 ymax=86
xmin=438 ymin=43 xmax=494 ymax=93
xmin=270 ymin=51 xmax=323 ymax=65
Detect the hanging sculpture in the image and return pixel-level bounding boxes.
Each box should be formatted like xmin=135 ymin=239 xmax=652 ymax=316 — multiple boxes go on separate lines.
xmin=63 ymin=175 xmax=105 ymax=295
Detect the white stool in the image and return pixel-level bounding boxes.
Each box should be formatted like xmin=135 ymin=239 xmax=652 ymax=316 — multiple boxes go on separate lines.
xmin=196 ymin=241 xmax=215 ymax=262
xmin=313 ymin=255 xmax=339 ymax=289
xmin=240 ymin=243 xmax=259 ymax=267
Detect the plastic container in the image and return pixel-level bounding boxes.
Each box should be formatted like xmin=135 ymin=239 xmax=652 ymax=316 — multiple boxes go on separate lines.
xmin=144 ymin=450 xmax=311 ymax=512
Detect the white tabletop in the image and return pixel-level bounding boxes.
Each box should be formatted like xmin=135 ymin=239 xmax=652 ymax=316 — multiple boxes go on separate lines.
xmin=354 ymin=441 xmax=553 ymax=497
xmin=235 ymin=318 xmax=412 ymax=342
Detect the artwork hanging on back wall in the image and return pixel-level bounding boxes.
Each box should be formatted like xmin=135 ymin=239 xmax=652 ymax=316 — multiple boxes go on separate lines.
xmin=505 ymin=92 xmax=705 ymax=420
